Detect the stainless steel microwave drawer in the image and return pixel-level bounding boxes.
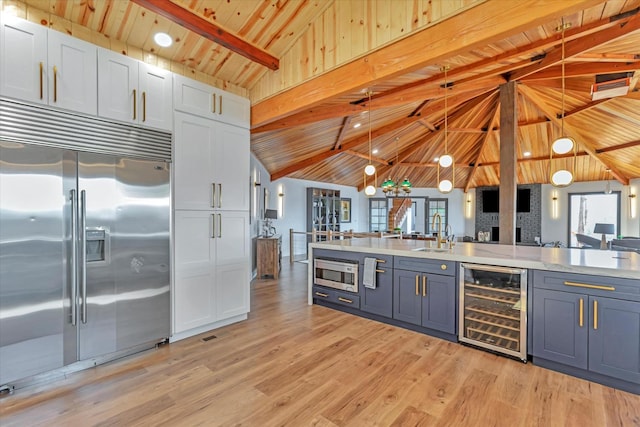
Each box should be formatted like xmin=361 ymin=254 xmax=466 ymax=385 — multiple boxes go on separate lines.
xmin=532 ymin=270 xmax=640 ymax=301
xmin=393 ymin=256 xmax=455 ymax=276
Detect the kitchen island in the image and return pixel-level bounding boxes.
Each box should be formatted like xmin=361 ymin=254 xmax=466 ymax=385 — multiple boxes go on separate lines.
xmin=308 ymin=238 xmax=640 ymax=394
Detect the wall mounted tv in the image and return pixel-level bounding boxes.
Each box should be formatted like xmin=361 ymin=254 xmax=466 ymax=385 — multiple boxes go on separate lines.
xmin=481 ymin=189 xmax=531 ymax=213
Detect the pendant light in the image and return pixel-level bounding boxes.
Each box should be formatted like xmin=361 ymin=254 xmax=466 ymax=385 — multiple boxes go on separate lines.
xmin=363 ymin=90 xmax=377 ymax=196
xmin=550 ymin=19 xmax=576 ymax=187
xmin=438 ymin=65 xmax=454 ymax=193
xmin=604 ymin=169 xmax=612 ymax=194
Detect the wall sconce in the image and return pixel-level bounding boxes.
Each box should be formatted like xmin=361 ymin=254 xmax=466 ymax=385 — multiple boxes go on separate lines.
xmin=252 ymin=170 xmax=261 ymax=218
xmin=278 ymin=185 xmax=285 ymax=217
xmin=629 ymin=190 xmax=637 ymax=219
xmin=464 ymin=192 xmax=472 ymax=219
xmin=551 ymin=191 xmax=559 ymax=219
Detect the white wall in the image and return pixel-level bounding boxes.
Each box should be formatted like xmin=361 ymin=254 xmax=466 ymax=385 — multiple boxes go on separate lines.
xmin=541 ymin=178 xmax=640 ymax=246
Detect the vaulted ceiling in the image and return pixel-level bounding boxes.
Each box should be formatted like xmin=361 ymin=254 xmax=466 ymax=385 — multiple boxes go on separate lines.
xmin=11 ymin=0 xmax=640 ymax=191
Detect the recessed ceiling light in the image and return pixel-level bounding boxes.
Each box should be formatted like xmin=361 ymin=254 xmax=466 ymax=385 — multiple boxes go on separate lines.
xmin=372 ymin=149 xmax=378 ymax=154
xmin=523 ymin=151 xmax=531 ymax=157
xmin=154 ymin=32 xmax=173 ymax=47
xmin=353 ymin=123 xmax=361 ymax=128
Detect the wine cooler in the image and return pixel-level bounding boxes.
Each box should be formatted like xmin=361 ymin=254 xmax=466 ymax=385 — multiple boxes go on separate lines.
xmin=459 ymin=263 xmax=527 ymax=361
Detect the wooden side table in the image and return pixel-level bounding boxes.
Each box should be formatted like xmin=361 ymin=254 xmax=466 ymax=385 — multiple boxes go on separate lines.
xmin=257 ymin=234 xmax=281 ymax=279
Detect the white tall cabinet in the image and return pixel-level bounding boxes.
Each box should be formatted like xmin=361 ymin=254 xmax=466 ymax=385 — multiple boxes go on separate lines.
xmin=172 ymin=82 xmax=250 ymax=341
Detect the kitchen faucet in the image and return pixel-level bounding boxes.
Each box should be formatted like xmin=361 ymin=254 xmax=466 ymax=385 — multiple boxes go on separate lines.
xmin=431 ymin=213 xmax=443 ymax=249
xmin=445 ymin=224 xmax=455 ymax=249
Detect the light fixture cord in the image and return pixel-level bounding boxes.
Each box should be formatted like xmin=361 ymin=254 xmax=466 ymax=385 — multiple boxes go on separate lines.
xmin=444 ymin=66 xmax=448 ymax=153
xmin=368 ymin=90 xmax=372 ymax=164
xmin=561 ymin=19 xmax=565 ymax=137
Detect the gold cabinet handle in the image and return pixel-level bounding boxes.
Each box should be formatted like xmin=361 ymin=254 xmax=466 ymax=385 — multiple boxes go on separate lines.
xmin=579 ymin=298 xmax=584 ymax=327
xmin=53 ymin=65 xmax=58 ymax=102
xmin=422 ymin=276 xmax=427 ymax=297
xmin=133 ymin=89 xmax=137 ymax=120
xmin=218 ymin=213 xmax=222 ymax=238
xmin=315 ymin=291 xmax=328 ymax=298
xmin=375 ymin=269 xmax=385 ymax=273
xmin=211 ymin=183 xmax=216 ymax=208
xmin=39 ymin=62 xmax=44 ymax=99
xmin=375 ymin=259 xmax=386 ymax=263
xmin=415 ymin=275 xmax=419 ymax=296
xmin=142 ymin=91 xmax=146 ymax=122
xmin=218 ymin=183 xmax=222 ymax=208
xmin=211 ymin=214 xmax=215 ymax=238
xmin=338 ymin=297 xmax=353 ymax=304
xmin=219 ymin=94 xmax=222 ymax=114
xmin=212 ymin=93 xmax=216 ymax=113
xmin=564 ymin=281 xmax=615 ymax=291
xmin=593 ymin=299 xmax=598 ymax=330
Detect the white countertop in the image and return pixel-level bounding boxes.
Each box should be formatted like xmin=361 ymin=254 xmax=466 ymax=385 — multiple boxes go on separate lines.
xmin=310 ymin=238 xmax=640 ymax=280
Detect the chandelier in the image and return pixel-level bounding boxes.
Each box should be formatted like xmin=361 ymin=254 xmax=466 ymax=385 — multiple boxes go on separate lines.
xmin=381 ymin=137 xmax=412 ymax=196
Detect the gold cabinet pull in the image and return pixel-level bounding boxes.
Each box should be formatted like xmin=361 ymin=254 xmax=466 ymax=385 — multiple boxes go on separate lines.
xmin=53 ymin=65 xmax=58 ymax=102
xmin=218 ymin=213 xmax=222 ymax=238
xmin=338 ymin=297 xmax=353 ymax=304
xmin=422 ymin=276 xmax=427 ymax=297
xmin=564 ymin=281 xmax=615 ymax=291
xmin=579 ymin=298 xmax=584 ymax=327
xmin=218 ymin=183 xmax=222 ymax=208
xmin=133 ymin=89 xmax=137 ymax=120
xmin=440 ymin=264 xmax=447 ymax=270
xmin=212 ymin=93 xmax=216 ymax=113
xmin=142 ymin=91 xmax=146 ymax=121
xmin=315 ymin=292 xmax=328 ymax=298
xmin=593 ymin=299 xmax=598 ymax=330
xmin=375 ymin=259 xmax=386 ymax=263
xmin=39 ymin=62 xmax=44 ymax=99
xmin=211 ymin=183 xmax=216 ymax=208
xmin=219 ymin=94 xmax=222 ymax=114
xmin=211 ymin=214 xmax=215 ymax=238
xmin=415 ymin=275 xmax=419 ymax=296
xmin=375 ymin=269 xmax=385 ymax=273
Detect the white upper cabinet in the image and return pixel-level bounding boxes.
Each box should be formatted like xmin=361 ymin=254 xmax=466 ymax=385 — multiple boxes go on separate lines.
xmin=47 ymin=31 xmax=97 ymax=115
xmin=213 ymin=122 xmax=250 ymax=211
xmin=98 ymin=49 xmax=172 ymax=131
xmin=1 ymin=17 xmax=97 ymax=115
xmin=173 ymin=74 xmax=250 ymax=129
xmin=1 ymin=17 xmax=48 ymax=105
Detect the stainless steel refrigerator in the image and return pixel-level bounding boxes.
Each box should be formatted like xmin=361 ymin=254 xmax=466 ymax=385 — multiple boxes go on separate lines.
xmin=0 ymin=140 xmax=170 ymax=387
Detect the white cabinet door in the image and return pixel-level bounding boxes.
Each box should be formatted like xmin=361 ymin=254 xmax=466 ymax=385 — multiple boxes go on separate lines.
xmin=173 ymin=112 xmax=216 ymax=210
xmin=138 ymin=62 xmax=172 ymax=131
xmin=214 ymin=122 xmax=250 ymax=211
xmin=173 ymin=74 xmax=250 ymax=129
xmin=216 ymin=262 xmax=250 ymax=321
xmin=98 ymin=48 xmax=138 ymax=125
xmin=215 ymin=210 xmax=250 ymax=265
xmin=0 ymin=16 xmax=48 ymax=104
xmin=173 ymin=210 xmax=217 ymax=333
xmin=47 ymin=31 xmax=97 ymax=115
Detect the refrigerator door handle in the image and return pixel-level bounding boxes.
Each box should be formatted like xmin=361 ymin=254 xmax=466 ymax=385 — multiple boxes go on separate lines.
xmin=80 ymin=190 xmax=88 ymax=324
xmin=70 ymin=189 xmax=78 ymax=326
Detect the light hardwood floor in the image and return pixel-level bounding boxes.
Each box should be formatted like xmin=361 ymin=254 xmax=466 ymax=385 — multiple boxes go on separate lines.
xmin=1 ymin=261 xmax=639 ymax=426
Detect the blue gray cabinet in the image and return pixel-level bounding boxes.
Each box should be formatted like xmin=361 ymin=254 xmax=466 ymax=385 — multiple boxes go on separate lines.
xmin=532 ymin=270 xmax=640 ymax=389
xmin=393 ymin=257 xmax=456 ymax=334
xmin=360 ymin=255 xmax=393 ymax=318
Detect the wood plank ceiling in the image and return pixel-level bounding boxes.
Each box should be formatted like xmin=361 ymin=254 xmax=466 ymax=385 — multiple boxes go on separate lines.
xmin=9 ymin=0 xmax=640 ymax=191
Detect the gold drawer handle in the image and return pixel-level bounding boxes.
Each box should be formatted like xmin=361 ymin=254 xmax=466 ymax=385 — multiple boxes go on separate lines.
xmin=415 ymin=275 xmax=419 ymax=296
xmin=375 ymin=269 xmax=385 ymax=273
xmin=375 ymin=259 xmax=386 ymax=263
xmin=579 ymin=298 xmax=584 ymax=327
xmin=338 ymin=297 xmax=353 ymax=304
xmin=315 ymin=292 xmax=328 ymax=298
xmin=564 ymin=281 xmax=615 ymax=291
xmin=593 ymin=299 xmax=598 ymax=330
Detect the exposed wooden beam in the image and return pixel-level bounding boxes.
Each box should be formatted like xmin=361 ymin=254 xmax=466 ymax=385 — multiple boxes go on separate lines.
xmin=522 ymin=61 xmax=640 ymax=81
xmin=518 ymin=85 xmax=629 ymax=184
xmin=596 ymin=139 xmax=640 ymax=154
xmin=509 ymin=14 xmax=640 ymax=82
xmin=333 ymin=117 xmax=352 ymax=150
xmin=477 ymin=151 xmax=590 ymax=167
xmin=562 ymin=98 xmax=612 ymax=118
xmin=251 ymin=0 xmax=603 ymax=127
xmin=499 ymin=81 xmax=518 ymax=245
xmin=130 ymin=0 xmax=279 ymax=70
xmin=576 ymin=53 xmax=640 ymax=62
xmin=465 ymin=100 xmax=501 ymax=192
xmin=343 ymin=150 xmax=389 ymax=165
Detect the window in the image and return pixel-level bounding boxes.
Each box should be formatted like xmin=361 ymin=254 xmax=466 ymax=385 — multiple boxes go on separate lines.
xmin=567 ymin=191 xmax=620 ymax=247
xmin=426 ymin=198 xmax=448 ymax=235
xmin=369 ymin=198 xmax=388 ymax=232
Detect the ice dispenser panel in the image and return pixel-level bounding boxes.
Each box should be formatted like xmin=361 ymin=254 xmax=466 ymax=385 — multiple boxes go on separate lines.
xmin=85 ymin=228 xmax=109 ymax=263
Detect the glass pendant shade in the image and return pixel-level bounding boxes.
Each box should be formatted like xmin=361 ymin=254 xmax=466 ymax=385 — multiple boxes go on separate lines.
xmin=438 ymin=154 xmax=453 ymax=168
xmin=438 ymin=179 xmax=453 ymax=193
xmin=364 ymin=164 xmax=376 ymax=176
xmin=551 ymin=169 xmax=573 ymax=187
xmin=364 ymin=185 xmax=376 ymax=196
xmin=552 ymin=136 xmax=574 ymax=155
xmin=401 ymin=178 xmax=412 ymax=190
